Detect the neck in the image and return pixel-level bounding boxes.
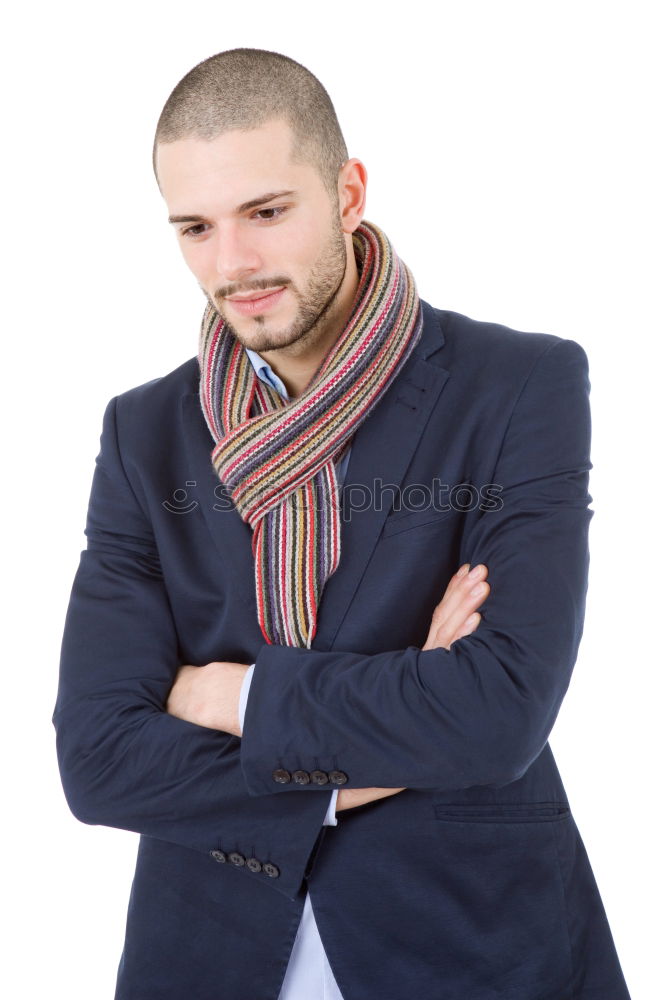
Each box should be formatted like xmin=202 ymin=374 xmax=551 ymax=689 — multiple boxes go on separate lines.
xmin=253 ymin=239 xmax=360 ymax=400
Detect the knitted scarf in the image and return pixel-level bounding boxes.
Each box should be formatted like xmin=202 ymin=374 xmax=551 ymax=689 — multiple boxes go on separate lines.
xmin=198 ymin=219 xmax=423 ymax=647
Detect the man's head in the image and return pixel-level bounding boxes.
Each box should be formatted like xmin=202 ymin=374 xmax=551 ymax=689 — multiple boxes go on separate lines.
xmin=154 ymin=49 xmax=367 ymax=358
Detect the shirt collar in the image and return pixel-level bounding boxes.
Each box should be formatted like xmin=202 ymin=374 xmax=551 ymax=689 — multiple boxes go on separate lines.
xmin=244 ymin=346 xmax=290 ymax=402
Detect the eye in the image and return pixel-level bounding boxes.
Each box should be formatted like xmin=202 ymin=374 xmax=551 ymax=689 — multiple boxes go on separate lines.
xmin=181 ymin=223 xmax=209 ymax=239
xmin=253 ymin=206 xmax=287 ymax=222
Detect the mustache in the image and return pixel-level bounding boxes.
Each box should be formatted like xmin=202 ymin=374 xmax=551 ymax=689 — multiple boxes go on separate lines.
xmin=214 ymin=277 xmax=292 ymax=300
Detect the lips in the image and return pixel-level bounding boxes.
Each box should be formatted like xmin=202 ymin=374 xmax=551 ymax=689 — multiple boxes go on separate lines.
xmin=226 ymin=287 xmax=286 ymax=317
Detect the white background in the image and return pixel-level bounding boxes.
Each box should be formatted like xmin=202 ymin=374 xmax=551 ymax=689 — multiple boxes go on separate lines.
xmin=2 ymin=1 xmax=663 ymax=996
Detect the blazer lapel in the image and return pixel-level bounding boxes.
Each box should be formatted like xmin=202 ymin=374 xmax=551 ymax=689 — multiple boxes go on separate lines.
xmin=180 ymin=299 xmax=450 ymax=652
xmin=312 ymin=300 xmax=450 ymax=650
xmin=180 ymin=394 xmax=257 ymax=604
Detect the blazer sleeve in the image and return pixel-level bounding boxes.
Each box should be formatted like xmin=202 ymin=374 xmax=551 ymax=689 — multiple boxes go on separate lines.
xmin=52 ymin=395 xmax=332 ymax=901
xmin=239 ymin=337 xmax=594 ymax=795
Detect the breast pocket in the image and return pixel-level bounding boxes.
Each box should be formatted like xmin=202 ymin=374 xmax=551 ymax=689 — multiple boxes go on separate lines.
xmin=381 ymin=504 xmax=456 ymax=538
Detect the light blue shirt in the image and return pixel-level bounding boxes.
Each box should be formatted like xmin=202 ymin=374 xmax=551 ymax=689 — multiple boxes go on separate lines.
xmin=238 ymin=346 xmax=349 ymax=999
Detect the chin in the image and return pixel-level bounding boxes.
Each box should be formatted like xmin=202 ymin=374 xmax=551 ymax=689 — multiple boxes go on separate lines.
xmin=226 ymin=322 xmax=299 ymax=354
xmin=224 ymin=310 xmax=306 ymax=349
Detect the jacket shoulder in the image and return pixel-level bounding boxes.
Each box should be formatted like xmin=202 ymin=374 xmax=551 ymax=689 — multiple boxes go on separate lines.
xmin=435 ymin=305 xmax=570 ymax=352
xmin=425 ymin=303 xmax=588 ymax=385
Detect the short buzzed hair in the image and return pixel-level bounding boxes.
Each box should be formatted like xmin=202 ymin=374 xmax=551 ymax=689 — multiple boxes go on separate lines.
xmin=153 ymin=48 xmax=349 ymax=204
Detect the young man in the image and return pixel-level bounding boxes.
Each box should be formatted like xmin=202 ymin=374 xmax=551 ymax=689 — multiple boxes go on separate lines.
xmin=54 ymin=48 xmax=632 ymax=1000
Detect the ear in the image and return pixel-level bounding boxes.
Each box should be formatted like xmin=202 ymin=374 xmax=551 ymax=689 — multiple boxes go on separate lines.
xmin=338 ymin=158 xmax=368 ymax=232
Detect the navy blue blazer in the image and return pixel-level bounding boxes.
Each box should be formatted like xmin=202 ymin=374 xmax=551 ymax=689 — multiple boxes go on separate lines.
xmin=53 ymin=300 xmax=632 ymax=999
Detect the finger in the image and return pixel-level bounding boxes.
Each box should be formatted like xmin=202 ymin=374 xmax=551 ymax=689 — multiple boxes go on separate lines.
xmin=451 ymin=611 xmax=481 ymax=644
xmin=424 ymin=608 xmax=482 ymax=652
xmin=433 ymin=563 xmax=487 ymax=616
xmin=446 ymin=582 xmax=489 ymax=634
xmin=430 ymin=566 xmax=489 ymax=636
xmin=424 ymin=577 xmax=489 ymax=651
xmin=451 ymin=566 xmax=489 ymax=613
xmin=434 ymin=563 xmax=471 ymax=608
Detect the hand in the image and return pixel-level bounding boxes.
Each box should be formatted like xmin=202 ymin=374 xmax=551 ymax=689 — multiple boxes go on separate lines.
xmin=422 ymin=562 xmax=490 ymax=651
xmin=166 ymin=661 xmax=249 ymax=737
xmin=337 ymin=563 xmax=490 ymax=813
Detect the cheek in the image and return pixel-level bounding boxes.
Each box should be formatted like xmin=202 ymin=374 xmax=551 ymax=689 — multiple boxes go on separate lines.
xmin=271 ymin=219 xmax=320 ymax=275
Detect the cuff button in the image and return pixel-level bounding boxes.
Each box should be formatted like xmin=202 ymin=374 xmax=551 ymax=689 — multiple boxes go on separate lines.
xmin=292 ymin=770 xmax=311 ymax=784
xmin=329 ymin=770 xmax=348 ymax=785
xmin=272 ymin=768 xmax=292 ymax=784
xmin=262 ymin=862 xmax=280 ymax=878
xmin=310 ymin=769 xmax=329 ymax=785
xmin=210 ymin=850 xmax=227 ymax=863
xmin=228 ymin=851 xmax=246 ymax=867
xmin=246 ymin=857 xmax=262 ymax=873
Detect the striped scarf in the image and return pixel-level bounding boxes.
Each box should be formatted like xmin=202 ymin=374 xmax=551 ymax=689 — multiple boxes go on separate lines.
xmin=198 ymin=219 xmax=423 ymax=647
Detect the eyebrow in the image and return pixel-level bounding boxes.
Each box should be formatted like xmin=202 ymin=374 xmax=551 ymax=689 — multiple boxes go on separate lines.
xmin=168 ymin=189 xmax=296 ymax=225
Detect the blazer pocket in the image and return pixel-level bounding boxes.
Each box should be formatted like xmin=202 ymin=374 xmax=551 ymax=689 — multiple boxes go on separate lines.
xmin=427 ymin=800 xmax=575 ymax=990
xmin=433 ymin=801 xmax=571 ymax=823
xmin=381 ymin=505 xmax=455 ymax=538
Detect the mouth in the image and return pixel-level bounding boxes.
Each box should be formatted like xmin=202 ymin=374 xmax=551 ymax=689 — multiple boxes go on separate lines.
xmin=226 ymin=287 xmax=286 ymax=317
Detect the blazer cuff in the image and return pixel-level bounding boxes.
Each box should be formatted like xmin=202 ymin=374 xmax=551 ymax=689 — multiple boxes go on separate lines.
xmin=241 ymin=662 xmax=337 ymax=826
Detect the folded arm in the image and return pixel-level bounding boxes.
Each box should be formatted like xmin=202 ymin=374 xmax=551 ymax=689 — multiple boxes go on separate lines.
xmin=239 ymin=338 xmax=593 ymax=796
xmin=52 ymin=395 xmax=334 ymax=900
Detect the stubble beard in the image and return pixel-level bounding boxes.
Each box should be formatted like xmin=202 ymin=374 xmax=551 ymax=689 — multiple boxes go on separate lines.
xmin=208 ymin=217 xmax=349 ymax=355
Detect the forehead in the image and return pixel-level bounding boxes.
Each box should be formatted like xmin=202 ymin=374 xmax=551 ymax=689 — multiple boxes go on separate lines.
xmin=156 ymin=119 xmax=320 ymax=211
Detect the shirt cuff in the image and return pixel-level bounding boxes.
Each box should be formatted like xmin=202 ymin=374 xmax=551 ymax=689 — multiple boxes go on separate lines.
xmin=323 ymin=789 xmax=339 ymax=826
xmin=237 ymin=663 xmax=255 ymax=735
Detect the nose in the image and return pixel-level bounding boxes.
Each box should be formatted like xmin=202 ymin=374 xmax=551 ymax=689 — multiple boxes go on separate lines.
xmin=214 ymin=223 xmax=262 ymax=284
